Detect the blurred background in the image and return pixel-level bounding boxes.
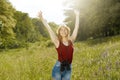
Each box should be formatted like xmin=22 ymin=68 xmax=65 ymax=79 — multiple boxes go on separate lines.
xmin=0 ymin=0 xmax=120 ymax=49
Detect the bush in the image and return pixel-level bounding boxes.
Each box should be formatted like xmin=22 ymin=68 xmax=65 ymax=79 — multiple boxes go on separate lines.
xmin=45 ymin=40 xmax=54 ymax=47
xmin=40 ymin=39 xmax=54 ymax=47
xmin=0 ymin=38 xmax=28 ymax=49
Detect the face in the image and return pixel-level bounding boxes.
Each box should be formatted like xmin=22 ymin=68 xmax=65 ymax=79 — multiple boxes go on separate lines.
xmin=59 ymin=27 xmax=68 ymax=37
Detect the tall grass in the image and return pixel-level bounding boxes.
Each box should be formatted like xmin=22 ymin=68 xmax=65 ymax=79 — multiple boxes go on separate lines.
xmin=0 ymin=35 xmax=120 ymax=80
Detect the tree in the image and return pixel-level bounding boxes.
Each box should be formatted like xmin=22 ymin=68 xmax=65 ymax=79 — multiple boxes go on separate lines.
xmin=32 ymin=18 xmax=49 ymax=38
xmin=14 ymin=11 xmax=38 ymax=42
xmin=64 ymin=0 xmax=120 ymax=40
xmin=0 ymin=0 xmax=16 ymax=38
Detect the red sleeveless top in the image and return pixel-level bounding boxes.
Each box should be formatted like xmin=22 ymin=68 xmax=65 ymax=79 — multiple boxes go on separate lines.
xmin=56 ymin=40 xmax=74 ymax=64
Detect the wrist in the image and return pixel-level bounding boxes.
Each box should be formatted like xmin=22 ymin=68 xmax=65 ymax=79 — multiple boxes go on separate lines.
xmin=76 ymin=13 xmax=79 ymax=16
xmin=76 ymin=14 xmax=79 ymax=17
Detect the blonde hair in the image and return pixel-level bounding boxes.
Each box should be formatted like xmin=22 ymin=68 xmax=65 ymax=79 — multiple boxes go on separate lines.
xmin=56 ymin=24 xmax=70 ymax=41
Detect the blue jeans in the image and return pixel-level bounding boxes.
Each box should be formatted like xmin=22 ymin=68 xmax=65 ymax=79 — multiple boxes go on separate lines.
xmin=52 ymin=61 xmax=72 ymax=80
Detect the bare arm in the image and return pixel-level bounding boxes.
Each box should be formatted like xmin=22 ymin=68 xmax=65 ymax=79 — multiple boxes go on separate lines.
xmin=38 ymin=11 xmax=59 ymax=48
xmin=70 ymin=10 xmax=80 ymax=42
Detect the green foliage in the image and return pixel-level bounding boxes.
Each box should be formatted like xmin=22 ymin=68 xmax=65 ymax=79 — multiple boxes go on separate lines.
xmin=72 ymin=36 xmax=120 ymax=79
xmin=48 ymin=22 xmax=58 ymax=33
xmin=0 ymin=0 xmax=58 ymax=49
xmin=14 ymin=11 xmax=35 ymax=42
xmin=0 ymin=0 xmax=19 ymax=49
xmin=42 ymin=40 xmax=54 ymax=47
xmin=0 ymin=38 xmax=28 ymax=49
xmin=64 ymin=0 xmax=120 ymax=40
xmin=32 ymin=18 xmax=49 ymax=37
xmin=0 ymin=0 xmax=16 ymax=38
xmin=0 ymin=35 xmax=120 ymax=80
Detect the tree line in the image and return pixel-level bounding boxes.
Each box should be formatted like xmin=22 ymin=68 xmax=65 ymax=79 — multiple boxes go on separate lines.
xmin=0 ymin=0 xmax=58 ymax=49
xmin=64 ymin=0 xmax=120 ymax=40
xmin=0 ymin=0 xmax=120 ymax=49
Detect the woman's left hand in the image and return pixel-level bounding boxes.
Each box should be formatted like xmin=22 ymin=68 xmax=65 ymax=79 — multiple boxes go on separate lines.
xmin=74 ymin=10 xmax=79 ymax=16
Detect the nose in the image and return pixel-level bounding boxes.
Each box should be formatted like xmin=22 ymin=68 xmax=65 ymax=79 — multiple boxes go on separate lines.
xmin=63 ymin=29 xmax=67 ymax=32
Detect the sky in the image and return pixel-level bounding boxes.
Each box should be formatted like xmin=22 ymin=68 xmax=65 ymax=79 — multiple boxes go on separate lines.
xmin=9 ymin=0 xmax=68 ymax=24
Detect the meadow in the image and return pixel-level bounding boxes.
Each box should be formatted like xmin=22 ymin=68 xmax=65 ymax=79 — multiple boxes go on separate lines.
xmin=0 ymin=35 xmax=120 ymax=80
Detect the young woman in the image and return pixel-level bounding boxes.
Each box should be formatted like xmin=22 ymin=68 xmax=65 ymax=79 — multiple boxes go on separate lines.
xmin=38 ymin=10 xmax=79 ymax=80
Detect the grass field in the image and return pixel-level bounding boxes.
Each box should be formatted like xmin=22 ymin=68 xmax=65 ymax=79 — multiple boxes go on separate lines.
xmin=0 ymin=35 xmax=120 ymax=80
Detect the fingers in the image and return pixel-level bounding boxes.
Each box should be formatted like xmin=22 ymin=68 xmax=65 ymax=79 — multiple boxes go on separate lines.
xmin=39 ymin=11 xmax=42 ymax=15
xmin=38 ymin=11 xmax=43 ymax=19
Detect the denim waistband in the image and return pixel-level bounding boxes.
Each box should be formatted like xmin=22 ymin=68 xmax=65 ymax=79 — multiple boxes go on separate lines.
xmin=55 ymin=60 xmax=72 ymax=67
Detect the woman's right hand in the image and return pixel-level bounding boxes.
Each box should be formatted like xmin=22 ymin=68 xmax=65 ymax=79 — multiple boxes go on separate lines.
xmin=38 ymin=11 xmax=43 ymax=19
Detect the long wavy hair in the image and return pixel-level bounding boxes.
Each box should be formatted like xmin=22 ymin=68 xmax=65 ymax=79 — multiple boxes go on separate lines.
xmin=56 ymin=25 xmax=70 ymax=42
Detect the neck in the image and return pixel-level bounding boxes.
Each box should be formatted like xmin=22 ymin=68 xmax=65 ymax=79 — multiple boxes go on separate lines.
xmin=62 ymin=37 xmax=68 ymax=42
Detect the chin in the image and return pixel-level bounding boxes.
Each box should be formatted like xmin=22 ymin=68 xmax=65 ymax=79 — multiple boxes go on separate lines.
xmin=60 ymin=33 xmax=68 ymax=37
xmin=62 ymin=35 xmax=68 ymax=38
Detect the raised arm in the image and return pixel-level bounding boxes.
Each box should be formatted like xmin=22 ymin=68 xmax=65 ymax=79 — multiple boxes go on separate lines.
xmin=38 ymin=11 xmax=59 ymax=48
xmin=70 ymin=10 xmax=80 ymax=42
